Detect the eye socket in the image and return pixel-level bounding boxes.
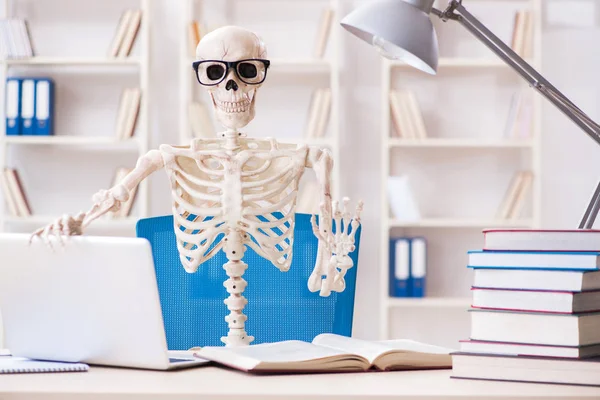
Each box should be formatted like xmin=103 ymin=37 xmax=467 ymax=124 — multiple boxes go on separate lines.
xmin=206 ymin=64 xmax=225 ymax=80
xmin=238 ymin=62 xmax=258 ymax=79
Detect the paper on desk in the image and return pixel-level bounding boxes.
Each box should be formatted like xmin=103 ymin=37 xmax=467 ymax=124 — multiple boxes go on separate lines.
xmin=0 ymin=349 xmax=10 ymax=356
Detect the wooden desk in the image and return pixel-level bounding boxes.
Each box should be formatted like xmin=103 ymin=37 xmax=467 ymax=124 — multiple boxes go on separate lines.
xmin=1 ymin=366 xmax=599 ymax=400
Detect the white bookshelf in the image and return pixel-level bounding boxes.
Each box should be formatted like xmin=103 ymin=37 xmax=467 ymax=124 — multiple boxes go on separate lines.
xmin=380 ymin=0 xmax=543 ymax=348
xmin=0 ymin=0 xmax=151 ymax=234
xmin=180 ymin=0 xmax=342 ymax=200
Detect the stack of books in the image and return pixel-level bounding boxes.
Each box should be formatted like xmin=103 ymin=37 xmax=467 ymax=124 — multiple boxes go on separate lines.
xmin=452 ymin=229 xmax=600 ymax=386
xmin=0 ymin=19 xmax=34 ymax=59
xmin=1 ymin=168 xmax=31 ymax=217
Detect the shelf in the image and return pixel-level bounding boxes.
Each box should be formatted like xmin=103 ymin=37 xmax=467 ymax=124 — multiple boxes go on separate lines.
xmin=4 ymin=216 xmax=138 ymax=228
xmin=186 ymin=57 xmax=331 ymax=73
xmin=390 ymin=58 xmax=510 ymax=69
xmin=2 ymin=57 xmax=141 ymax=66
xmin=388 ymin=138 xmax=534 ymax=149
xmin=3 ymin=136 xmax=141 ymax=147
xmin=386 ymin=297 xmax=471 ymax=308
xmin=389 ymin=218 xmax=534 ymax=228
xmin=277 ymin=137 xmax=333 ymax=146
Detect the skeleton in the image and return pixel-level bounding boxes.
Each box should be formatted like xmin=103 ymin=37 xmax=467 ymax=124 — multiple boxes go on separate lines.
xmin=30 ymin=26 xmax=363 ymax=346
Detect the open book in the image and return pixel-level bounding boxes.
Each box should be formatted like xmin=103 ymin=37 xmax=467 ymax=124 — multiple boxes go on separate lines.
xmin=194 ymin=334 xmax=452 ymax=373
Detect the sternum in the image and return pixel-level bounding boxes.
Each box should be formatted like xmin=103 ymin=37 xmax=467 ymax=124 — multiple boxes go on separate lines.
xmin=223 ymin=163 xmax=243 ymax=228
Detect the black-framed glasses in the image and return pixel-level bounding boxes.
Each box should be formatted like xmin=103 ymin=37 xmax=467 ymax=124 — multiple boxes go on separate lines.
xmin=192 ymin=59 xmax=271 ymax=86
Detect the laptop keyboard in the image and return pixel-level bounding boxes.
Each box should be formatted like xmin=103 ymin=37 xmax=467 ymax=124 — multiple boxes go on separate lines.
xmin=169 ymin=358 xmax=193 ymax=363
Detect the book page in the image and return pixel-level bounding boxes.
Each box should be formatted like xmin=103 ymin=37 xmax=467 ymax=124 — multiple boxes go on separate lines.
xmin=198 ymin=340 xmax=359 ymax=371
xmin=380 ymin=339 xmax=453 ymax=355
xmin=312 ymin=334 xmax=392 ymax=364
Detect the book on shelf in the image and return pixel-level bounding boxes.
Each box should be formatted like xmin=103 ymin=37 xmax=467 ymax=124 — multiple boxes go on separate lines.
xmin=0 ymin=19 xmax=34 ymax=59
xmin=389 ymin=237 xmax=427 ymax=298
xmin=473 ymin=269 xmax=600 ymax=292
xmin=1 ymin=168 xmax=31 ymax=217
xmin=389 ymin=90 xmax=427 ymax=139
xmin=495 ymin=170 xmax=532 ymax=220
xmin=188 ymin=101 xmax=216 ymax=139
xmin=304 ymin=88 xmax=331 ymax=139
xmin=188 ymin=21 xmax=208 ymax=58
xmin=471 ymin=287 xmax=600 ymax=314
xmin=387 ymin=175 xmax=420 ymax=223
xmin=510 ymin=10 xmax=533 ymax=59
xmin=459 ymin=340 xmax=600 ymax=359
xmin=452 ymin=352 xmax=600 ymax=386
xmin=468 ymin=249 xmax=600 ymax=271
xmin=504 ymin=90 xmax=532 ymax=139
xmin=107 ymin=167 xmax=137 ymax=219
xmin=115 ymin=88 xmax=141 ymax=140
xmin=470 ymin=309 xmax=600 ymax=347
xmin=193 ymin=333 xmax=452 ymax=373
xmin=108 ymin=10 xmax=133 ymax=57
xmin=483 ymin=228 xmax=600 ymax=252
xmin=109 ymin=9 xmax=142 ymax=58
xmin=314 ymin=8 xmax=334 ymax=58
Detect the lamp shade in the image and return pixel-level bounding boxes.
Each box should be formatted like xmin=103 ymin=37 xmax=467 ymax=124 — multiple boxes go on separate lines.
xmin=340 ymin=0 xmax=439 ymax=74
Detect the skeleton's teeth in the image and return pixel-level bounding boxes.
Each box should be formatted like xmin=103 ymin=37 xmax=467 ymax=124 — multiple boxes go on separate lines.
xmin=217 ymin=99 xmax=251 ymax=114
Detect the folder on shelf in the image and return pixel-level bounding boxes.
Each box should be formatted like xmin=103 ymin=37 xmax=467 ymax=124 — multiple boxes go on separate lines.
xmin=5 ymin=78 xmax=22 ymax=136
xmin=115 ymin=88 xmax=141 ymax=140
xmin=20 ymin=79 xmax=35 ymax=135
xmin=496 ymin=171 xmax=533 ymax=220
xmin=410 ymin=237 xmax=427 ymax=298
xmin=33 ymin=78 xmax=54 ymax=136
xmin=389 ymin=238 xmax=410 ymax=297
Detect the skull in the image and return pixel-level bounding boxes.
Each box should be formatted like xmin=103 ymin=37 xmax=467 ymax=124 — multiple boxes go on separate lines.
xmin=196 ymin=26 xmax=268 ymax=131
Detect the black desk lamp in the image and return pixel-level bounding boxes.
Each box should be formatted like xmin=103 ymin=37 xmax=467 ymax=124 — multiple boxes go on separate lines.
xmin=341 ymin=0 xmax=600 ymax=229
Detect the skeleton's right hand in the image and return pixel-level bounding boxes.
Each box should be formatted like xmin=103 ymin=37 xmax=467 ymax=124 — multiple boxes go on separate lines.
xmin=29 ymin=185 xmax=128 ymax=248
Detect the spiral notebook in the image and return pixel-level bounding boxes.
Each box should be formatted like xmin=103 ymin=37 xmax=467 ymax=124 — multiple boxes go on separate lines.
xmin=0 ymin=356 xmax=89 ymax=374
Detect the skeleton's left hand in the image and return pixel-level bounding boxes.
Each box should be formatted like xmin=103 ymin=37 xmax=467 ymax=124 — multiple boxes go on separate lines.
xmin=309 ymin=198 xmax=363 ymax=297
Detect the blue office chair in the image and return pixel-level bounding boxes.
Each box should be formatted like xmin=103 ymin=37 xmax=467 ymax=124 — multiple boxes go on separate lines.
xmin=136 ymin=213 xmax=361 ymax=349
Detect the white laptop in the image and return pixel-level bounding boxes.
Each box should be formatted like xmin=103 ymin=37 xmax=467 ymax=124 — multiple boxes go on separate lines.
xmin=0 ymin=234 xmax=210 ymax=370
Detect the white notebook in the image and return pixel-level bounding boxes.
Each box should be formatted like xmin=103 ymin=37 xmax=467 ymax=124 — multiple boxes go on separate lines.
xmin=0 ymin=356 xmax=89 ymax=374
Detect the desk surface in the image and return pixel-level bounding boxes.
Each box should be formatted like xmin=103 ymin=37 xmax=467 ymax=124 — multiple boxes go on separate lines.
xmin=2 ymin=366 xmax=600 ymax=400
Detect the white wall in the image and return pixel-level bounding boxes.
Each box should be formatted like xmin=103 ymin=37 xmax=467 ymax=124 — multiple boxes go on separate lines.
xmin=1 ymin=0 xmax=599 ymax=342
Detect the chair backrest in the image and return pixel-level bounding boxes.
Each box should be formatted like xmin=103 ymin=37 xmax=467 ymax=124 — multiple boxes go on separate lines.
xmin=136 ymin=213 xmax=361 ymax=349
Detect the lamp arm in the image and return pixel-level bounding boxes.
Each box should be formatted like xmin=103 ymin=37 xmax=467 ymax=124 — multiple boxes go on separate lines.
xmin=433 ymin=1 xmax=600 ymax=229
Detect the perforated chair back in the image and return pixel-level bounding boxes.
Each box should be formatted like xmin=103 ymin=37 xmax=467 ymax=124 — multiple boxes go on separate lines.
xmin=136 ymin=213 xmax=361 ymax=349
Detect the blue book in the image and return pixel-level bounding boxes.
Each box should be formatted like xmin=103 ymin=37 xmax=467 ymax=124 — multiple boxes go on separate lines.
xmin=389 ymin=238 xmax=410 ymax=297
xmin=20 ymin=79 xmax=36 ymax=135
xmin=468 ymin=250 xmax=600 ymax=271
xmin=33 ymin=78 xmax=54 ymax=136
xmin=5 ymin=78 xmax=22 ymax=136
xmin=410 ymin=237 xmax=427 ymax=297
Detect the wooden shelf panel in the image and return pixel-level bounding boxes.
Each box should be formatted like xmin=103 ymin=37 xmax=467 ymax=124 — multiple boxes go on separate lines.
xmin=3 ymin=136 xmax=141 ymax=147
xmin=386 ymin=297 xmax=471 ymax=308
xmin=388 ymin=218 xmax=534 ymax=228
xmin=4 ymin=216 xmax=138 ymax=227
xmin=2 ymin=57 xmax=141 ymax=66
xmin=389 ymin=57 xmax=534 ymax=69
xmin=388 ymin=138 xmax=534 ymax=148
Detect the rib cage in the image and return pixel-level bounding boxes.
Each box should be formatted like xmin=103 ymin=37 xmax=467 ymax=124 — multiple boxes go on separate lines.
xmin=160 ymin=139 xmax=308 ymax=273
